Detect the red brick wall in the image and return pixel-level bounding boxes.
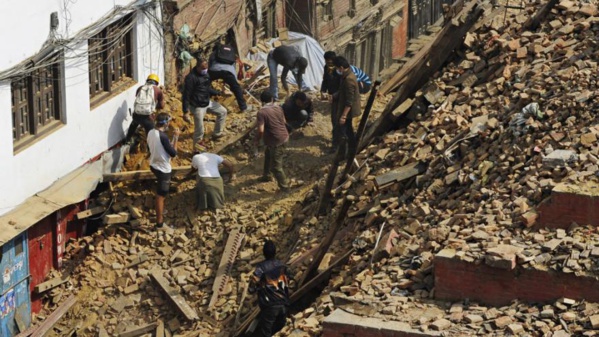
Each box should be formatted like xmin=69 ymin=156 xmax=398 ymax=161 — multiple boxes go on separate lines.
xmin=392 ymin=2 xmax=409 ymax=58
xmin=537 ymin=188 xmax=599 ymax=229
xmin=435 ymin=252 xmax=599 ymax=306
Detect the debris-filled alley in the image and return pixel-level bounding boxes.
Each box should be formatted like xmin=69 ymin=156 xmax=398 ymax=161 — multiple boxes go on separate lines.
xmin=5 ymin=0 xmax=599 ymax=336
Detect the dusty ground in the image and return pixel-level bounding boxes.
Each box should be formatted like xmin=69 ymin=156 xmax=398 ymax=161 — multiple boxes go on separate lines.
xmin=36 ymin=85 xmax=368 ymax=336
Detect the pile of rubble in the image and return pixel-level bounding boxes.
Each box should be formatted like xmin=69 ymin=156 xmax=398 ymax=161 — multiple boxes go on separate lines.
xmin=280 ymin=0 xmax=599 ymax=335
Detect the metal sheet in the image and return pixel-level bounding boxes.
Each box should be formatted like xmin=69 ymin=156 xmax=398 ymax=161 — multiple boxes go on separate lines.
xmin=0 ymin=161 xmax=102 ymax=245
xmin=0 ymin=235 xmax=31 ymax=336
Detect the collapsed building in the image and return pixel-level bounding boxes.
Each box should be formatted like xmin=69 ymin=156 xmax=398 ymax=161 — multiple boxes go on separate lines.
xmin=3 ymin=0 xmax=599 ymax=336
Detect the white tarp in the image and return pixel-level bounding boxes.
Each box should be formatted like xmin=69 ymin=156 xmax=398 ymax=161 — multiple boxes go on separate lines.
xmin=247 ymin=31 xmax=325 ymax=91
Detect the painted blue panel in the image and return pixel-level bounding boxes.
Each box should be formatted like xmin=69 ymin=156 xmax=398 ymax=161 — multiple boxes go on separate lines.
xmin=0 ymin=234 xmax=28 ymax=292
xmin=0 ymin=234 xmax=31 ymax=336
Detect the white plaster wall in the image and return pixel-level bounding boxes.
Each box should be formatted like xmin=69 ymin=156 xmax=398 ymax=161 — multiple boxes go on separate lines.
xmin=0 ymin=1 xmax=164 ymax=215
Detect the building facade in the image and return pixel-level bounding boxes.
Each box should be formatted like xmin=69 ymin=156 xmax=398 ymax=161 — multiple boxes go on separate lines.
xmin=286 ymin=0 xmax=409 ymax=81
xmin=0 ymin=0 xmax=164 ymax=333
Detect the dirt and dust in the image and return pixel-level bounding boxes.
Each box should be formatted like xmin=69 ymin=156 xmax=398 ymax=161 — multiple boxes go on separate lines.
xmin=36 ymin=82 xmax=379 ymax=336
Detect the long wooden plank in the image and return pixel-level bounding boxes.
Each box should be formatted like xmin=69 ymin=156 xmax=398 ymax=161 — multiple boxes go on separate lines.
xmin=23 ymin=295 xmax=77 ymax=337
xmin=363 ymin=1 xmax=483 ymax=146
xmin=374 ymin=161 xmax=427 ymax=188
xmin=150 ymin=271 xmax=199 ymax=321
xmin=208 ymin=229 xmax=245 ymax=309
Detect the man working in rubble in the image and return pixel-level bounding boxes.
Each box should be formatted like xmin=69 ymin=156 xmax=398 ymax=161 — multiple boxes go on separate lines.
xmin=255 ymin=90 xmax=290 ymax=191
xmin=125 ymin=74 xmax=165 ymax=145
xmin=190 ymin=147 xmax=236 ymax=212
xmin=332 ymin=56 xmax=361 ymax=157
xmin=249 ymin=240 xmax=290 ymax=337
xmin=182 ymin=58 xmax=228 ymax=151
xmin=282 ymin=91 xmax=313 ymax=132
xmin=321 ymin=51 xmax=372 ymax=95
xmin=147 ymin=113 xmax=180 ymax=229
xmin=267 ymin=45 xmax=308 ymax=100
xmin=208 ymin=41 xmax=253 ymax=113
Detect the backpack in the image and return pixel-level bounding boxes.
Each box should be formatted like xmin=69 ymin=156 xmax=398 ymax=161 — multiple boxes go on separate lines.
xmin=215 ymin=44 xmax=236 ymax=65
xmin=134 ymin=84 xmax=156 ymax=115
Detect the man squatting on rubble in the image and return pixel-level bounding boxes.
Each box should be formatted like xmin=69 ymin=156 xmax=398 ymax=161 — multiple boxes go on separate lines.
xmin=267 ymin=45 xmax=308 ymax=100
xmin=282 ymin=91 xmax=313 ymax=132
xmin=209 ymin=42 xmax=253 ymax=113
xmin=125 ymin=74 xmax=165 ymax=144
xmin=190 ymin=148 xmax=236 ymax=212
xmin=249 ymin=240 xmax=291 ymax=337
xmin=182 ymin=58 xmax=228 ymax=151
xmin=255 ymin=90 xmax=290 ymax=190
xmin=147 ymin=113 xmax=180 ymax=229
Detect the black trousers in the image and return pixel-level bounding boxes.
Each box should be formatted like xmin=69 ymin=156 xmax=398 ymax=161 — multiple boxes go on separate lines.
xmin=252 ymin=305 xmax=287 ymax=337
xmin=340 ymin=118 xmax=357 ymax=158
xmin=209 ymin=69 xmax=247 ymax=110
xmin=126 ymin=113 xmax=154 ymax=142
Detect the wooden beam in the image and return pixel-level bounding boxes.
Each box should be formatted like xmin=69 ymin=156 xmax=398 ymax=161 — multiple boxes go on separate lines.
xmin=522 ymin=0 xmax=559 ymax=31
xmin=76 ymin=206 xmax=106 ymax=219
xmin=19 ymin=295 xmax=77 ymax=337
xmin=363 ymin=1 xmax=483 ymax=144
xmin=290 ymin=249 xmax=353 ymax=302
xmin=300 ymin=198 xmax=352 ymax=287
xmin=317 ymin=139 xmax=346 ymax=215
xmin=374 ymin=161 xmax=427 ymax=189
xmin=234 ymin=249 xmax=354 ymax=337
xmin=150 ymin=271 xmax=199 ymax=321
xmin=34 ymin=276 xmax=69 ymax=294
xmin=103 ymin=121 xmax=255 ymax=183
xmin=118 ymin=323 xmax=158 ymax=337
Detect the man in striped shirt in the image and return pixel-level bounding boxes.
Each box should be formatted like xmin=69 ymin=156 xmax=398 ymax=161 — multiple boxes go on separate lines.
xmin=350 ymin=65 xmax=372 ymax=94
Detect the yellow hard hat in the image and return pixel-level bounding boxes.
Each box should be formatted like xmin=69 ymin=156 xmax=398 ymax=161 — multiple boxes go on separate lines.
xmin=147 ymin=74 xmax=160 ymax=84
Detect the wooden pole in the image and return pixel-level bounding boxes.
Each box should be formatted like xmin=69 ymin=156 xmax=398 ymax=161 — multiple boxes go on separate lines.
xmin=341 ymin=81 xmax=380 ymax=179
xmin=299 ymin=197 xmax=352 ymax=287
xmin=316 ymin=138 xmax=346 ymax=215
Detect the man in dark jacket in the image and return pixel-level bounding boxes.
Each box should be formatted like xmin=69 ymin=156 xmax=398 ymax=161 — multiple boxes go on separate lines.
xmin=267 ymin=45 xmax=308 ymax=100
xmin=249 ymin=240 xmax=290 ymax=337
xmin=332 ymin=56 xmax=361 ymax=157
xmin=208 ymin=43 xmax=252 ymax=113
xmin=182 ymin=58 xmax=228 ymax=151
xmin=282 ymin=91 xmax=313 ymax=132
xmin=320 ymin=51 xmax=341 ymax=99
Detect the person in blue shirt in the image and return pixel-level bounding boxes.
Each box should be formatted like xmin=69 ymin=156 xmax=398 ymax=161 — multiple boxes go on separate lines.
xmin=350 ymin=65 xmax=372 ymax=94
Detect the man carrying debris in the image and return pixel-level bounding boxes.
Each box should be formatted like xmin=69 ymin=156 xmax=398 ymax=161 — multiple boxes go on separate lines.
xmin=282 ymin=91 xmax=313 ymax=132
xmin=351 ymin=64 xmax=372 ymax=94
xmin=125 ymin=74 xmax=165 ymax=144
xmin=190 ymin=148 xmax=236 ymax=212
xmin=267 ymin=45 xmax=308 ymax=100
xmin=182 ymin=58 xmax=228 ymax=150
xmin=147 ymin=113 xmax=180 ymax=229
xmin=249 ymin=240 xmax=290 ymax=337
xmin=209 ymin=42 xmax=253 ymax=113
xmin=332 ymin=56 xmax=361 ymax=157
xmin=255 ymin=90 xmax=290 ymax=190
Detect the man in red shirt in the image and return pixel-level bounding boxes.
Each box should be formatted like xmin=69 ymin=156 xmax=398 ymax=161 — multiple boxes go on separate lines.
xmin=255 ymin=90 xmax=290 ymax=190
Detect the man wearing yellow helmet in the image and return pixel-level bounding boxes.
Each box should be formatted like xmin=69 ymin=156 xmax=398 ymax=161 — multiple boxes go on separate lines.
xmin=125 ymin=74 xmax=165 ymax=144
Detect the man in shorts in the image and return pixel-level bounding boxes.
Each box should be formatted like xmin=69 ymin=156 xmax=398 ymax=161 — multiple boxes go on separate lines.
xmin=147 ymin=113 xmax=180 ymax=229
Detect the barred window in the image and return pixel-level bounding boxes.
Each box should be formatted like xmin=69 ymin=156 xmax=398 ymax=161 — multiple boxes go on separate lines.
xmin=88 ymin=15 xmax=134 ymax=107
xmin=11 ymin=55 xmax=63 ymax=152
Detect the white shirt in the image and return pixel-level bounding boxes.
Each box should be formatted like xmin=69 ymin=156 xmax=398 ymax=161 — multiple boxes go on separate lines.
xmin=191 ymin=153 xmax=224 ymax=178
xmin=147 ymin=129 xmax=176 ymax=173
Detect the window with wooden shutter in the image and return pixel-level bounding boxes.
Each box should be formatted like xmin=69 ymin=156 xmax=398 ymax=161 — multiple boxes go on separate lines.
xmin=88 ymin=14 xmax=134 ymax=107
xmin=11 ymin=54 xmax=64 ymax=152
